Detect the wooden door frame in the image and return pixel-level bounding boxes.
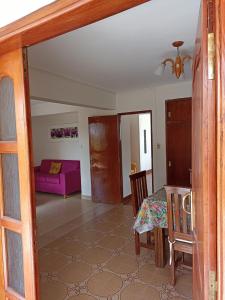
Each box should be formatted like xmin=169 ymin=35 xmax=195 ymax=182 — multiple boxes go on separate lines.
xmin=0 ymin=0 xmax=224 ymax=299
xmin=165 ymin=97 xmax=192 ymax=187
xmin=118 ymin=110 xmax=154 ymax=199
xmin=215 ymin=1 xmax=225 ymax=299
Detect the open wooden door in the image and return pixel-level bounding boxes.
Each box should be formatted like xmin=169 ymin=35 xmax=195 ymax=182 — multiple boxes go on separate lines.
xmin=89 ymin=115 xmax=122 ymax=203
xmin=0 ymin=49 xmax=38 ymax=299
xmin=192 ymin=1 xmax=217 ymax=299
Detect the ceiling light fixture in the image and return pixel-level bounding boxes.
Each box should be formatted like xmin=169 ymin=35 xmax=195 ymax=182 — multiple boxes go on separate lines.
xmin=155 ymin=41 xmax=192 ymax=79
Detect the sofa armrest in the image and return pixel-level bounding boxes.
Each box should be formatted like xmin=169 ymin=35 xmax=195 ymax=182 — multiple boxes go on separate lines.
xmin=34 ymin=166 xmax=41 ymax=172
xmin=60 ymin=170 xmax=79 ymax=181
xmin=60 ymin=170 xmax=81 ymax=194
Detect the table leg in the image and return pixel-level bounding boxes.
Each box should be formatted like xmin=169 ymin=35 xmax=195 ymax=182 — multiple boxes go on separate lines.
xmin=154 ymin=228 xmax=166 ymax=268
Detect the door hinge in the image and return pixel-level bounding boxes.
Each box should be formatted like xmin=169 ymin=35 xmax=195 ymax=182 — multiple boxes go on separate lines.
xmin=209 ymin=271 xmax=217 ymax=300
xmin=208 ymin=32 xmax=215 ymax=80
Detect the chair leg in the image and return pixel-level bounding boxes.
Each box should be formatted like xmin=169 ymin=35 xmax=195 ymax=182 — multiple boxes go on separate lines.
xmin=135 ymin=231 xmax=140 ymax=255
xmin=181 ymin=252 xmax=185 ymax=264
xmin=147 ymin=231 xmax=152 ymax=246
xmin=171 ymin=249 xmax=176 ymax=286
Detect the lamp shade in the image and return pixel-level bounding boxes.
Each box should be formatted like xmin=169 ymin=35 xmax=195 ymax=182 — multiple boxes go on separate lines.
xmin=179 ymin=72 xmax=185 ymax=80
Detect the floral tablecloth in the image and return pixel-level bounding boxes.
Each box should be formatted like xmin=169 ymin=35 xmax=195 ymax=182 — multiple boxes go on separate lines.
xmin=133 ymin=188 xmax=168 ymax=234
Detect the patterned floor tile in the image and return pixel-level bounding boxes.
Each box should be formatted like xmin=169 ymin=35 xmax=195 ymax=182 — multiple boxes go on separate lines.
xmin=38 ymin=200 xmax=192 ymax=299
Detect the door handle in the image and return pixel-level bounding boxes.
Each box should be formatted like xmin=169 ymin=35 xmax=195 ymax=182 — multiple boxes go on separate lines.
xmin=182 ymin=191 xmax=193 ymax=231
xmin=168 ymin=161 xmax=172 ymax=167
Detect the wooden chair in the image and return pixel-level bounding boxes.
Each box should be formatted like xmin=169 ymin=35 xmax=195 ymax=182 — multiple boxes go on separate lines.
xmin=130 ymin=170 xmax=154 ymax=255
xmin=165 ymin=186 xmax=193 ymax=285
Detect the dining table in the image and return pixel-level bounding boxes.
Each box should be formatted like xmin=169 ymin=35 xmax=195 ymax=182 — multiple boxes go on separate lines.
xmin=133 ymin=187 xmax=168 ymax=268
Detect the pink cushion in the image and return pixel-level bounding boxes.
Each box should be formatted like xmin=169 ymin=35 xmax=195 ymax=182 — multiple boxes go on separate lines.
xmin=45 ymin=174 xmax=60 ymax=184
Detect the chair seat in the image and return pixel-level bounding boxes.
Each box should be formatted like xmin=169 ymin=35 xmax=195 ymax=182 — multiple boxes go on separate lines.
xmin=174 ymin=240 xmax=193 ymax=255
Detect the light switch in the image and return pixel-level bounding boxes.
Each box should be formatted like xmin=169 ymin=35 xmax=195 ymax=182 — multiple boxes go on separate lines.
xmin=157 ymin=144 xmax=160 ymax=149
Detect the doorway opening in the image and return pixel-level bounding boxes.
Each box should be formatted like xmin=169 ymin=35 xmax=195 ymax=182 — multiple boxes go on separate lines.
xmin=26 ymin=1 xmax=196 ymax=298
xmin=30 ymin=101 xmax=113 ymax=248
xmin=0 ymin=0 xmax=204 ymax=299
xmin=120 ymin=111 xmax=154 ymax=202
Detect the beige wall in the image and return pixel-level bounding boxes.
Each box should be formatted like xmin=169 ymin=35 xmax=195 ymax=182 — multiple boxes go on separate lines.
xmin=29 ymin=68 xmax=116 ymax=110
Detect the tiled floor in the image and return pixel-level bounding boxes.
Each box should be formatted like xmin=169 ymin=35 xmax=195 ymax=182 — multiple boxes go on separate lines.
xmin=38 ymin=195 xmax=192 ymax=300
xmin=36 ymin=193 xmax=113 ymax=248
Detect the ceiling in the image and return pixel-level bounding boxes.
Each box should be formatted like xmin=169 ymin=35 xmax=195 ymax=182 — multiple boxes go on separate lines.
xmin=28 ymin=0 xmax=201 ymax=92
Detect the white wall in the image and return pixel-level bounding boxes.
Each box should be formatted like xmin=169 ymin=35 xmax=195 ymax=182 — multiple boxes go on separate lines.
xmin=121 ymin=116 xmax=132 ymax=197
xmin=121 ymin=113 xmax=150 ymax=197
xmin=117 ymin=81 xmax=192 ymax=190
xmin=32 ymin=112 xmax=80 ymax=166
xmin=29 ymin=68 xmax=116 ymax=110
xmin=130 ymin=115 xmax=140 ymax=171
xmin=139 ymin=113 xmax=152 ymax=171
xmin=0 ymin=1 xmax=55 ymax=28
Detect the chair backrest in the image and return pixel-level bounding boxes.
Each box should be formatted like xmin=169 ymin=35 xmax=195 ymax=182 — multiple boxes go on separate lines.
xmin=129 ymin=170 xmax=148 ymax=217
xmin=165 ymin=186 xmax=193 ymax=243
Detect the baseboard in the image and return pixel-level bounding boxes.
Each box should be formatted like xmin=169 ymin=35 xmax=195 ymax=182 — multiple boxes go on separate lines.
xmin=81 ymin=194 xmax=92 ymax=200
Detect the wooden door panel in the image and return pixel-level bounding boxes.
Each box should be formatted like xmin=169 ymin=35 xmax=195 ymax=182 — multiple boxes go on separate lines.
xmin=166 ymin=99 xmax=192 ymax=122
xmin=192 ymin=1 xmax=217 ymax=299
xmin=89 ymin=115 xmax=122 ymax=204
xmin=166 ymin=98 xmax=192 ymax=187
xmin=0 ymin=49 xmax=38 ymax=299
xmin=167 ymin=123 xmax=191 ymax=186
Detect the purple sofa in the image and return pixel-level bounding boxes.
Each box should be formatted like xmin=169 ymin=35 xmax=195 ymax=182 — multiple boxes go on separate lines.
xmin=34 ymin=159 xmax=81 ymax=197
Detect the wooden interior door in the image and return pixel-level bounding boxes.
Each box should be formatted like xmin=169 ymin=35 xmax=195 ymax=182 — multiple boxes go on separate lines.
xmin=89 ymin=115 xmax=122 ymax=203
xmin=0 ymin=49 xmax=38 ymax=299
xmin=166 ymin=98 xmax=192 ymax=187
xmin=192 ymin=1 xmax=217 ymax=299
